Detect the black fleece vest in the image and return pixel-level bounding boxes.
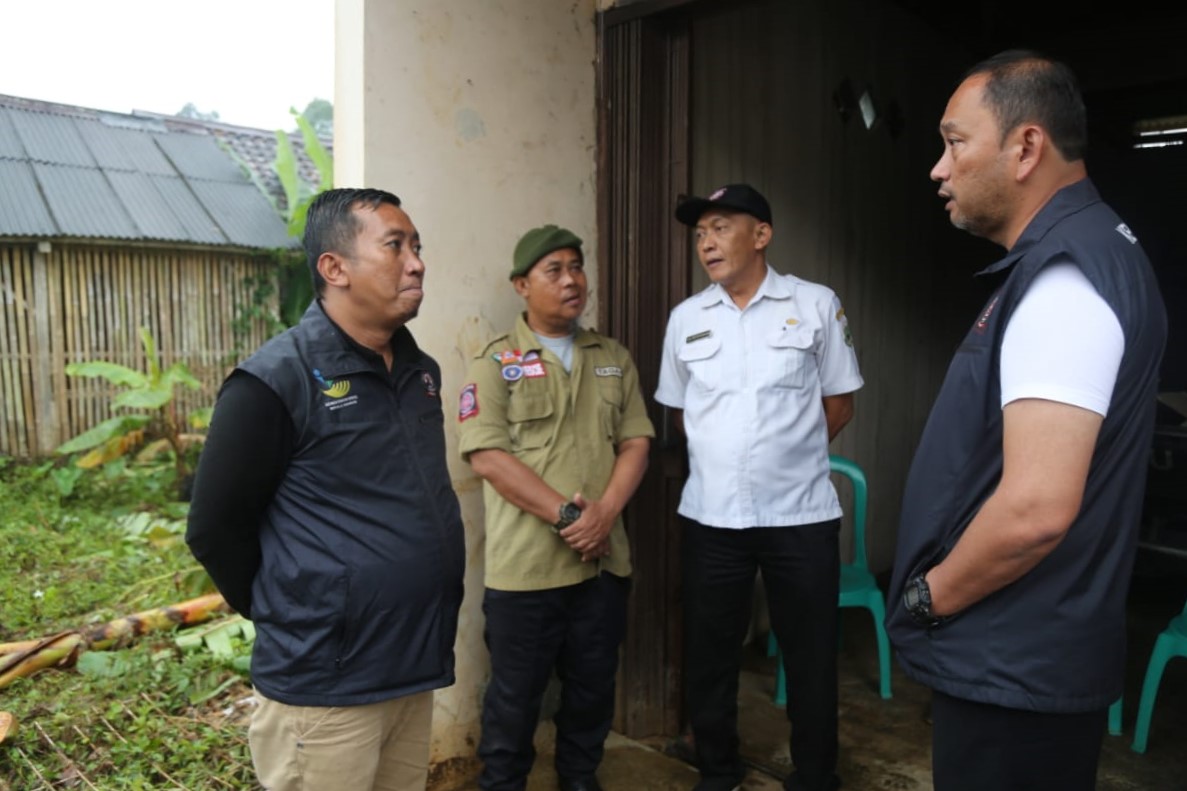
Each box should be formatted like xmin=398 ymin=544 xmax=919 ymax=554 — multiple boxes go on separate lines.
xmin=239 ymin=301 xmax=465 ymax=707
xmin=886 ymin=179 xmax=1167 ymax=712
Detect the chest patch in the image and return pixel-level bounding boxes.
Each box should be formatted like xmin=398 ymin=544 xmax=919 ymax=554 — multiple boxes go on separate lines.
xmin=458 ymin=383 xmax=479 ymax=421
xmin=594 ymin=366 xmax=623 ymax=378
xmin=492 ymin=349 xmax=523 ymax=365
xmin=686 ymin=330 xmax=712 ymax=344
xmin=502 ymin=364 xmax=524 ymax=382
xmin=523 ymin=361 xmax=547 ymax=378
xmin=973 ymin=294 xmax=1000 ymax=335
xmin=422 ymin=371 xmax=439 ymax=397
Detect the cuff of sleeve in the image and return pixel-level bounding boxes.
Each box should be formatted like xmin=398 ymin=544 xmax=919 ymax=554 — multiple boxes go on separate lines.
xmin=458 ymin=427 xmax=512 ymax=458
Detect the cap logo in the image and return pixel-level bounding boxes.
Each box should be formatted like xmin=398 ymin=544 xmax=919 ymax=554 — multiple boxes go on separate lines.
xmin=708 ymin=187 xmax=727 ymax=201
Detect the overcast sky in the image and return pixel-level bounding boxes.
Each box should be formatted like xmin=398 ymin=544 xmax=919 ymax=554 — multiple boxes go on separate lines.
xmin=0 ymin=0 xmax=335 ymax=131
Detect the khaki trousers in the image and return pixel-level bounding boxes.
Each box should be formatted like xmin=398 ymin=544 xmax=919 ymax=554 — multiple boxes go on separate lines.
xmin=249 ymin=689 xmax=433 ymax=791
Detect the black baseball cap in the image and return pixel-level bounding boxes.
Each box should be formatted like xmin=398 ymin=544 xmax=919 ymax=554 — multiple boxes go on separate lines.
xmin=675 ymin=183 xmax=773 ymax=226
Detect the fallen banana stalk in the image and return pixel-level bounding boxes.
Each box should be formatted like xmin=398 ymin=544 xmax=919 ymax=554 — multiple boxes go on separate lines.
xmin=0 ymin=710 xmax=14 ymax=744
xmin=0 ymin=632 xmax=86 ymax=689
xmin=0 ymin=593 xmax=230 ymax=689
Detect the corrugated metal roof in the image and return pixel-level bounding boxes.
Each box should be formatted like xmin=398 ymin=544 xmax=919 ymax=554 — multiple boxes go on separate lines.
xmin=33 ymin=162 xmax=139 ymax=238
xmin=190 ymin=181 xmax=294 ymax=249
xmin=9 ymin=109 xmax=95 ymax=167
xmin=0 ymin=95 xmax=298 ymax=250
xmin=0 ymin=111 xmax=25 ymax=159
xmin=157 ymin=133 xmax=250 ymax=183
xmin=0 ymin=160 xmax=57 ymax=235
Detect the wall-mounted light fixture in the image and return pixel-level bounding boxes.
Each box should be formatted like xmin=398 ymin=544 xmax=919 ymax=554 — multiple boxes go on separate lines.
xmin=857 ymin=84 xmax=879 ymax=130
xmin=835 ymin=77 xmax=901 ymax=140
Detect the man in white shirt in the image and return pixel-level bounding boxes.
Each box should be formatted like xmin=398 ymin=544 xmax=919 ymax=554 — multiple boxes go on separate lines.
xmin=655 ymin=183 xmax=863 ymax=791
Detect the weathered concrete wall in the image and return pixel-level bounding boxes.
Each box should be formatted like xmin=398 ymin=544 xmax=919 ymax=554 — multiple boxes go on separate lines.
xmin=335 ymin=0 xmax=599 ymax=768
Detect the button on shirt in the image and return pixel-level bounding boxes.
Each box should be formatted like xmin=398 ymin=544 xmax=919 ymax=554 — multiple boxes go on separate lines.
xmin=655 ymin=266 xmax=863 ymax=528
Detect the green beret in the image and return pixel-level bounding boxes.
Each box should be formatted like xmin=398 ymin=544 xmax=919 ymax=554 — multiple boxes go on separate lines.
xmin=511 ymin=225 xmax=583 ymax=279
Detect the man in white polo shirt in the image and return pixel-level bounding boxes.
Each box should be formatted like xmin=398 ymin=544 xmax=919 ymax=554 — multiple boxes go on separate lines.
xmin=656 ymin=183 xmax=863 ymax=791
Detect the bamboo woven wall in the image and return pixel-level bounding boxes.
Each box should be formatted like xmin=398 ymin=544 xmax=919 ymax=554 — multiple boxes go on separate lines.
xmin=0 ymin=241 xmax=279 ymax=458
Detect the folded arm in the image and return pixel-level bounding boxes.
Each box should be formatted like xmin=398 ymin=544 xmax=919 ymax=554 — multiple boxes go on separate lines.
xmin=185 ymin=372 xmax=293 ymax=617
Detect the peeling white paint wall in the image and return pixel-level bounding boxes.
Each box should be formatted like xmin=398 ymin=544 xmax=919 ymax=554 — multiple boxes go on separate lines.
xmin=336 ymin=0 xmax=599 ymax=765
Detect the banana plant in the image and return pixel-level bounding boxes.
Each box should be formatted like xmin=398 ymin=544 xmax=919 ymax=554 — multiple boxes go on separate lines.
xmin=273 ymin=108 xmax=333 ymax=327
xmin=55 ymin=326 xmax=211 ymax=489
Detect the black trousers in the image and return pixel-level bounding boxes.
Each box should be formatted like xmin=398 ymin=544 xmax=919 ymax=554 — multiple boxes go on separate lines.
xmin=683 ymin=517 xmax=841 ymax=791
xmin=931 ymin=691 xmax=1107 ymax=791
xmin=478 ymin=573 xmax=630 ymax=791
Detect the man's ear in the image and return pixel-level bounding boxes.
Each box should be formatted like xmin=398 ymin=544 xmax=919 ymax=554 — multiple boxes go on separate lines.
xmin=512 ymin=275 xmax=530 ymax=299
xmin=317 ymin=251 xmax=349 ymax=288
xmin=754 ymin=222 xmax=773 ymax=252
xmin=1014 ymin=123 xmax=1045 ymax=182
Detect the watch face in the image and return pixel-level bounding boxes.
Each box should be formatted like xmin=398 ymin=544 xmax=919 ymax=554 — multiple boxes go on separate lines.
xmin=560 ymin=503 xmax=582 ymax=522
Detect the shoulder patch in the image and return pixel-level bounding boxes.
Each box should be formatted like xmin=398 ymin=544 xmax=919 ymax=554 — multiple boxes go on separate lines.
xmin=458 ymin=383 xmax=479 ymax=421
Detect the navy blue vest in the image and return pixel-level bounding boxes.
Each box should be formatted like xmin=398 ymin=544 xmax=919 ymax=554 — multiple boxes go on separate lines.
xmin=239 ymin=301 xmax=465 ymax=707
xmin=886 ymin=179 xmax=1167 ymax=712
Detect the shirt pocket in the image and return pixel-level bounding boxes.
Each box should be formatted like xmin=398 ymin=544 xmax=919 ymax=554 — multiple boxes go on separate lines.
xmin=594 ymin=375 xmax=624 ymax=440
xmin=677 ymin=335 xmax=722 ymax=392
xmin=767 ymin=325 xmax=815 ymax=389
xmin=507 ymin=391 xmax=555 ymax=451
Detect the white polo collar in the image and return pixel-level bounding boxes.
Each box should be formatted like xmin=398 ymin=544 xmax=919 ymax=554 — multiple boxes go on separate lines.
xmin=696 ymin=264 xmax=793 ymax=309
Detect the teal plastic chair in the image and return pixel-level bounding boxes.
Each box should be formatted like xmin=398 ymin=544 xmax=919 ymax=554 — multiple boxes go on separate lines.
xmin=1130 ymin=597 xmax=1187 ymax=753
xmin=769 ymin=455 xmax=892 ymax=702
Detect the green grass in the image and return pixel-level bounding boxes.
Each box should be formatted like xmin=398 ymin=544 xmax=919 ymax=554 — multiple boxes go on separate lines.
xmin=0 ymin=457 xmax=256 ymax=790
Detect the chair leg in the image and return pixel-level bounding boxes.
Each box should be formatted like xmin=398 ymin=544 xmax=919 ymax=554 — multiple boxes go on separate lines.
xmin=1108 ymin=696 xmax=1122 ymax=736
xmin=774 ymin=644 xmax=787 ymax=707
xmin=1131 ymin=634 xmax=1174 ymax=753
xmin=867 ymin=595 xmax=893 ymax=700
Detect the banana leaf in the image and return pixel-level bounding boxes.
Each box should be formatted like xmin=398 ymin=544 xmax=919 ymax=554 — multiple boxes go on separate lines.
xmin=63 ymin=360 xmax=146 ymax=387
xmin=55 ymin=415 xmax=150 ymax=455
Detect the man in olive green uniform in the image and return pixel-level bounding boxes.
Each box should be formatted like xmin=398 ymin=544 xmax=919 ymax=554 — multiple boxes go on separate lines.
xmin=458 ymin=225 xmax=654 ymax=791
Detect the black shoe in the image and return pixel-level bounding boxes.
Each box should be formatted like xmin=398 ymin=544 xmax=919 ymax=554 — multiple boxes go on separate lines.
xmin=558 ymin=776 xmax=602 ymax=791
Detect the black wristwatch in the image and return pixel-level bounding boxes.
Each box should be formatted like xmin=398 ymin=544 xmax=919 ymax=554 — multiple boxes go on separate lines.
xmin=903 ymin=572 xmax=944 ymax=628
xmin=553 ymin=501 xmax=582 ymax=533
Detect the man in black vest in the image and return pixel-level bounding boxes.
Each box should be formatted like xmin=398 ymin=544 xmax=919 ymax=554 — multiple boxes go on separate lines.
xmin=186 ymin=188 xmax=465 ymax=791
xmin=886 ymin=51 xmax=1167 ymax=790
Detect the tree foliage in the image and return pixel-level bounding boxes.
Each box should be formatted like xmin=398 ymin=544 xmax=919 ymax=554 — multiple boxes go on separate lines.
xmin=176 ymin=102 xmax=220 ymax=121
xmin=271 ymin=107 xmax=334 ymax=327
xmin=297 ymin=97 xmax=333 ymax=137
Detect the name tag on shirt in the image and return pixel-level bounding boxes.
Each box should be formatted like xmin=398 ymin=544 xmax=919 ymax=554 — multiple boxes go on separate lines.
xmin=595 ymin=366 xmax=622 ymax=377
xmin=686 ymin=330 xmax=712 ymax=343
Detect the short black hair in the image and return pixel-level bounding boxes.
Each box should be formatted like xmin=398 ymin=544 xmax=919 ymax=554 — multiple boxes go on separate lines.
xmin=303 ymin=188 xmax=403 ymax=295
xmin=964 ymin=49 xmax=1087 ymax=162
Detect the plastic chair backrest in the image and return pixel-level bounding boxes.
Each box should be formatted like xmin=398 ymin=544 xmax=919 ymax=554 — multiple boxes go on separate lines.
xmin=830 ymin=454 xmax=868 ymax=572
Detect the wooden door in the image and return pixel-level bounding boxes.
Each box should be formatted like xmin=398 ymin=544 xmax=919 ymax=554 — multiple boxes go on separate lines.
xmin=598 ymin=6 xmax=692 ymax=739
